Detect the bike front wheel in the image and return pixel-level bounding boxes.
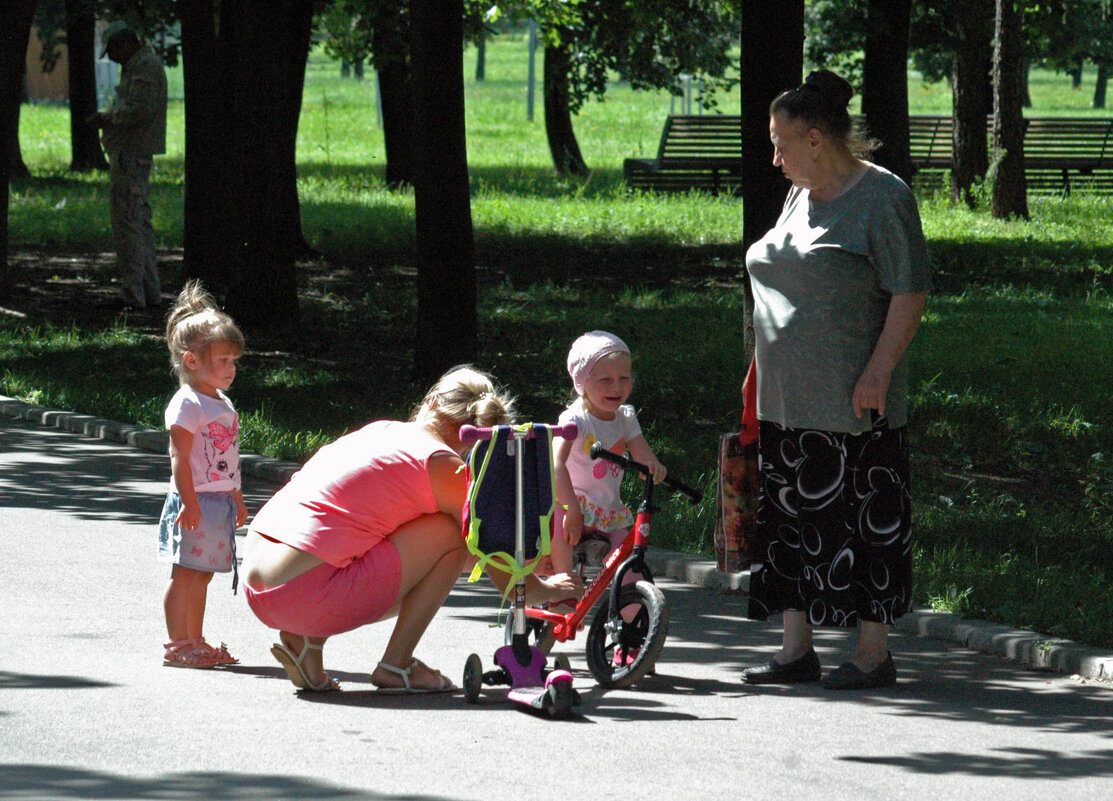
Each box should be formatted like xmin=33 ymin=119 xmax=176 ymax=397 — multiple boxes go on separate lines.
xmin=585 ymin=581 xmax=668 ymax=688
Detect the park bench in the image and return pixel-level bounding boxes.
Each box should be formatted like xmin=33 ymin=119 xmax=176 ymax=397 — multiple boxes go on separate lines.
xmin=1021 ymin=117 xmax=1113 ymax=193
xmin=623 ymin=114 xmax=742 ymax=195
xmin=906 ymin=115 xmax=955 ymax=170
xmin=906 ymin=114 xmax=1113 ymax=194
xmin=625 ymin=113 xmax=1113 ymax=194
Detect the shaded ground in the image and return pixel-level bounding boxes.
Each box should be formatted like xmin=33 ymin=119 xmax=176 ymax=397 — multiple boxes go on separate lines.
xmin=0 ymin=247 xmax=425 ymax=386
xmin=1 ymin=242 xmax=746 ymax=348
xmin=3 ymin=246 xmax=376 ymax=331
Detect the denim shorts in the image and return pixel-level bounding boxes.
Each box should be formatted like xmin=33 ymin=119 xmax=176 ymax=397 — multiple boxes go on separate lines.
xmin=158 ymin=491 xmax=238 ymax=585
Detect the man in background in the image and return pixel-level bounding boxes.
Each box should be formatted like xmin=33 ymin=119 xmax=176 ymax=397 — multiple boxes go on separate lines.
xmin=89 ymin=21 xmax=167 ymax=311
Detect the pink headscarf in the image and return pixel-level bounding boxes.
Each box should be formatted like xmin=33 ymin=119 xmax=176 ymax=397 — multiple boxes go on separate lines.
xmin=566 ymin=330 xmax=630 ymax=395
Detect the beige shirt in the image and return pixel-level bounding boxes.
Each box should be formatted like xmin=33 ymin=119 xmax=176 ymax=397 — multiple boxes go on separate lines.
xmin=101 ymin=46 xmax=167 ymax=157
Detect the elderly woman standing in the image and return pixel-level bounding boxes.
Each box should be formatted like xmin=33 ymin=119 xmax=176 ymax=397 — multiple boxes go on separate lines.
xmin=243 ymin=366 xmax=581 ymax=692
xmin=741 ymin=70 xmax=932 ymax=690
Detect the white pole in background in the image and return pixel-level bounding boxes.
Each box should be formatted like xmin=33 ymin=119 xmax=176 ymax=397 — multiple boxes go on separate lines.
xmin=527 ymin=19 xmax=537 ymax=121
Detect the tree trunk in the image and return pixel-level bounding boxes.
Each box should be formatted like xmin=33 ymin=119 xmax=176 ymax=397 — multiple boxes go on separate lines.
xmin=1094 ymin=64 xmax=1109 ymax=109
xmin=2 ymin=1 xmax=36 ymax=181
xmin=475 ymin=33 xmax=486 ymax=82
xmin=276 ymin=0 xmax=315 ymax=258
xmin=411 ymin=0 xmax=477 ymax=382
xmin=991 ymin=0 xmax=1028 ymax=219
xmin=741 ymin=0 xmax=804 ymax=360
xmin=950 ymin=0 xmax=993 ymax=207
xmin=543 ymin=42 xmax=590 ymax=176
xmin=373 ymin=25 xmax=414 ymax=189
xmin=1 ymin=0 xmax=38 ymax=299
xmin=741 ymin=1 xmax=803 ymax=254
xmin=222 ymin=0 xmax=301 ymax=325
xmin=1021 ymin=56 xmax=1031 ymax=107
xmin=0 ymin=138 xmax=7 ymax=301
xmin=181 ymin=0 xmax=236 ymax=292
xmin=862 ymin=0 xmax=913 ymax=184
xmin=65 ymin=0 xmax=107 ymax=172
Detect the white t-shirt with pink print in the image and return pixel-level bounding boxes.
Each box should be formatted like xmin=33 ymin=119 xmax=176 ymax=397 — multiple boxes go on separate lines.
xmin=558 ymin=398 xmax=642 ymax=533
xmin=164 ymin=385 xmax=241 ymax=493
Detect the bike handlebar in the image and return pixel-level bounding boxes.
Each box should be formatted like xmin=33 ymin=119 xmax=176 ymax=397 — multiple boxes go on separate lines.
xmin=589 ymin=442 xmax=703 ymax=504
xmin=459 ymin=422 xmax=579 ymax=446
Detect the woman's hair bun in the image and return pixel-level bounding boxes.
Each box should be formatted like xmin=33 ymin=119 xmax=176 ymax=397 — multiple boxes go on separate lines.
xmin=805 ymin=69 xmax=854 ymax=109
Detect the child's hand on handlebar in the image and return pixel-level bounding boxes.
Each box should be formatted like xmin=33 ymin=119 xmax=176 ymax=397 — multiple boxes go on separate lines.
xmin=645 ymin=458 xmax=668 ymax=484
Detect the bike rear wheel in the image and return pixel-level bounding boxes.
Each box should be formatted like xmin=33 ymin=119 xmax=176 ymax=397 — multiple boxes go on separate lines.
xmin=585 ymin=581 xmax=668 ymax=688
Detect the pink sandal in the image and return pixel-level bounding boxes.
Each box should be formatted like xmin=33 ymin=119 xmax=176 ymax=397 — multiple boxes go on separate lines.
xmin=199 ymin=640 xmax=239 ymax=666
xmin=163 ymin=638 xmax=220 ymax=669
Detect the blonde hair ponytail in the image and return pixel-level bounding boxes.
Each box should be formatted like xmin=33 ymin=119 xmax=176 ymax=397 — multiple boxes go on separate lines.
xmin=411 ymin=365 xmax=515 ymax=435
xmin=165 ymin=281 xmax=244 ymax=384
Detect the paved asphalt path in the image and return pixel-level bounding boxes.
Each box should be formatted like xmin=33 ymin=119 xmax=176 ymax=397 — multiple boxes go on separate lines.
xmin=2 ymin=414 xmax=1112 ymax=801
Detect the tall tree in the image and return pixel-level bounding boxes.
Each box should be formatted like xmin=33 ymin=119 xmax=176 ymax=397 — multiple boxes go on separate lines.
xmin=991 ymin=0 xmax=1028 ymax=219
xmin=2 ymin=1 xmax=37 ymax=182
xmin=741 ymin=0 xmax=803 ymax=360
xmin=950 ymin=0 xmax=993 ymax=207
xmin=0 ymin=134 xmax=7 ymax=302
xmin=180 ymin=0 xmax=236 ymax=292
xmin=543 ymin=40 xmax=590 ymax=176
xmin=221 ymin=0 xmax=306 ymax=325
xmin=177 ymin=0 xmax=311 ymax=321
xmin=862 ymin=0 xmax=914 ymax=183
xmin=371 ymin=5 xmax=416 ymax=188
xmin=65 ymin=0 xmax=109 ymax=171
xmin=320 ymin=0 xmax=416 ymax=187
xmin=411 ymin=0 xmax=477 ymax=380
xmin=276 ymin=0 xmax=317 ymax=258
xmin=1 ymin=0 xmax=39 ymax=299
xmin=741 ymin=0 xmax=803 ymax=254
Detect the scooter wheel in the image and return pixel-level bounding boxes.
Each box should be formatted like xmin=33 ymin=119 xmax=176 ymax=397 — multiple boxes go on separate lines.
xmin=463 ymin=653 xmax=483 ymax=703
xmin=546 ymin=679 xmax=575 ymax=719
xmin=585 ymin=581 xmax=668 ymax=689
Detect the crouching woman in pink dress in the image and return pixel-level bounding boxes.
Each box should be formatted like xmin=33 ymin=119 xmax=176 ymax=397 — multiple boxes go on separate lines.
xmin=242 ymin=366 xmax=581 ymax=693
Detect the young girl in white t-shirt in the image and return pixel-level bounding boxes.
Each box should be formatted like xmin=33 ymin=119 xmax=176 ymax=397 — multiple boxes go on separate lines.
xmin=552 ymin=332 xmax=667 ymax=610
xmin=157 ymin=281 xmax=248 ymax=668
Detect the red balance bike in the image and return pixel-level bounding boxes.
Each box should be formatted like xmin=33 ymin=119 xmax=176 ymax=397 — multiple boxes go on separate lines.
xmin=516 ymin=442 xmax=703 ymax=688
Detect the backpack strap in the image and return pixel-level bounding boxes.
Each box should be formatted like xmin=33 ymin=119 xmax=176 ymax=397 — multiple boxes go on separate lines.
xmin=461 ymin=424 xmax=558 ymax=603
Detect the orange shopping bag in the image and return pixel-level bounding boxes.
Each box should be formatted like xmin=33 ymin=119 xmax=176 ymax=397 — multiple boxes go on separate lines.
xmin=714 ymin=358 xmax=759 ymax=573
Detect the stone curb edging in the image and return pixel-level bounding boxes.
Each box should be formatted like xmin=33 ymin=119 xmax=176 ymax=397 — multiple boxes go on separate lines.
xmin=4 ymin=394 xmax=1111 ymax=681
xmin=0 ymin=396 xmax=301 ymax=484
xmin=642 ymin=550 xmax=1113 ymax=682
xmin=895 ymin=609 xmax=1113 ymax=681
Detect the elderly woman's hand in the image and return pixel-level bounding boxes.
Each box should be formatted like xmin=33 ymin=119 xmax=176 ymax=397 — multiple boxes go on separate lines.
xmin=852 ymin=363 xmax=892 ymax=419
xmin=853 ymin=291 xmax=929 ymax=419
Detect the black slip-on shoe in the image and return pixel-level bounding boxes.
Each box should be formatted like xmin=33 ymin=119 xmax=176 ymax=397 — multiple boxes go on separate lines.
xmin=821 ymin=652 xmax=897 ymax=690
xmin=742 ymin=649 xmax=822 ymax=684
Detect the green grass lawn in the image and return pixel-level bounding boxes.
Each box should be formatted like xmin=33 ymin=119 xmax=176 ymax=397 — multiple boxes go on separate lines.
xmin=6 ymin=37 xmax=1113 ymax=649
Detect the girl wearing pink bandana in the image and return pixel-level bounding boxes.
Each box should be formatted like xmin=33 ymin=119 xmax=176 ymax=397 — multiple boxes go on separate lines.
xmin=552 ymin=331 xmax=668 ymax=587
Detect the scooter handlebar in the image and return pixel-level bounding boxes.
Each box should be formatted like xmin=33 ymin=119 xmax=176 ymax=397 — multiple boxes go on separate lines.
xmin=459 ymin=422 xmax=579 ymax=446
